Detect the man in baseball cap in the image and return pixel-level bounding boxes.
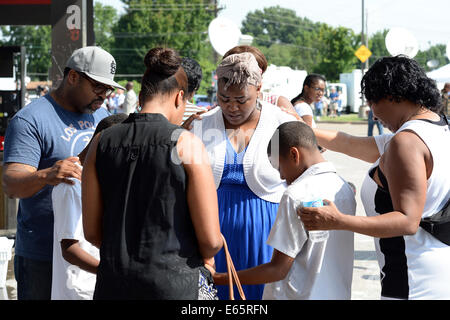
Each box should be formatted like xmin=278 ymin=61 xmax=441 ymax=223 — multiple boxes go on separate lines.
xmin=67 ymin=46 xmax=125 ymax=91
xmin=2 ymin=46 xmax=118 ymax=300
xmin=48 ymin=46 xmax=125 ymax=114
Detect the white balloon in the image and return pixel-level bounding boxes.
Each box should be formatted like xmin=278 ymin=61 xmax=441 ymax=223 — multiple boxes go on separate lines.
xmin=385 ymin=27 xmax=419 ymax=58
xmin=427 ymin=59 xmax=439 ymax=69
xmin=208 ymin=17 xmax=241 ymax=57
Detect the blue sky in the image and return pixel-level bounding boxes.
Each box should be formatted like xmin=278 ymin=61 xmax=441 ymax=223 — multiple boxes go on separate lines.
xmin=98 ymin=0 xmax=449 ymax=51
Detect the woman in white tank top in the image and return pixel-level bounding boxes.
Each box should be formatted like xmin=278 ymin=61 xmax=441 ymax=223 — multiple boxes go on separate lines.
xmin=298 ymin=56 xmax=450 ymax=299
xmin=290 ymin=74 xmax=327 ymax=128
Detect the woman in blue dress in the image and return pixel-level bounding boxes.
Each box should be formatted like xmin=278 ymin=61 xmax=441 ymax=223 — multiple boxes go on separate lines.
xmin=190 ymin=52 xmax=296 ymax=299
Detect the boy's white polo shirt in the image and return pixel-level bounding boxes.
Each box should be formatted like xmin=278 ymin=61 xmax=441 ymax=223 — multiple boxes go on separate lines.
xmin=51 ymin=165 xmax=100 ymax=300
xmin=263 ymin=161 xmax=356 ymax=300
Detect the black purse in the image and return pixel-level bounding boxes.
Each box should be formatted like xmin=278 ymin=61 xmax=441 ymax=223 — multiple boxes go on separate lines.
xmin=420 ymin=197 xmax=450 ymax=245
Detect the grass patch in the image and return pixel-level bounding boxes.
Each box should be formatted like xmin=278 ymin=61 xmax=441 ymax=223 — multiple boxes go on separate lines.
xmin=317 ymin=113 xmax=366 ymax=122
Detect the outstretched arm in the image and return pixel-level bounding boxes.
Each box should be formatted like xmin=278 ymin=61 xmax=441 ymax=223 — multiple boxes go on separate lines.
xmin=2 ymin=157 xmax=81 ymax=199
xmin=312 ymin=128 xmax=380 ymax=163
xmin=60 ymin=239 xmax=99 ymax=274
xmin=212 ymin=249 xmax=294 ymax=285
xmin=300 ymin=131 xmax=428 ymax=238
xmin=181 ymin=110 xmax=206 ymax=130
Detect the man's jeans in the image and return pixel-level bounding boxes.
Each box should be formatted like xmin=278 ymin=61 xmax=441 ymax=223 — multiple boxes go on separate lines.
xmin=368 ymin=110 xmax=384 ymax=136
xmin=14 ymin=255 xmax=52 ymax=300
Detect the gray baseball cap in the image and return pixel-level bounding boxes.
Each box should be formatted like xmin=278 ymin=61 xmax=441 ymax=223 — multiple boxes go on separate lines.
xmin=66 ymin=46 xmax=125 ymax=90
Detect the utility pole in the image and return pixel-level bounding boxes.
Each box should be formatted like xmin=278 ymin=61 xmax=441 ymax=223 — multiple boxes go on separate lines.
xmin=365 ymin=7 xmax=369 ymax=70
xmin=361 ymin=0 xmax=366 ymax=109
xmin=82 ymin=0 xmax=87 ymax=47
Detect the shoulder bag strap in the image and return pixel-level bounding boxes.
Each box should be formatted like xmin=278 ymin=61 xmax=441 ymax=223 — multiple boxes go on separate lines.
xmin=221 ymin=234 xmax=246 ymax=300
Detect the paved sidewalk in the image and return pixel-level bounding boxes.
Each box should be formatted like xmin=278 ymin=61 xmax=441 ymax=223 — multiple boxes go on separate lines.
xmin=2 ymin=248 xmax=16 ymax=300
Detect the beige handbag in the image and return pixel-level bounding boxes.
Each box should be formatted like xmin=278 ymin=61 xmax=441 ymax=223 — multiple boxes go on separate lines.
xmin=221 ymin=234 xmax=246 ymax=300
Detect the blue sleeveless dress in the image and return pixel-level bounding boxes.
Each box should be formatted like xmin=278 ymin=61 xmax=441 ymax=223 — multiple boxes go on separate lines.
xmin=215 ymin=137 xmax=279 ymax=300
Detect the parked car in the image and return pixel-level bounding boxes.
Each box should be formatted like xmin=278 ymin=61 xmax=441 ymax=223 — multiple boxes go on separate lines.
xmin=194 ymin=94 xmax=212 ymax=109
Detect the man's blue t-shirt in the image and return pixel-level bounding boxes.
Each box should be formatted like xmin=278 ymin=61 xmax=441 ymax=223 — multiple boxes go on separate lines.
xmin=3 ymin=94 xmax=109 ymax=261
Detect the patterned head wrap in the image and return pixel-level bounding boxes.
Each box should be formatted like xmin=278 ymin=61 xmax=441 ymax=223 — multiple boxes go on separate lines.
xmin=216 ymin=52 xmax=262 ymax=90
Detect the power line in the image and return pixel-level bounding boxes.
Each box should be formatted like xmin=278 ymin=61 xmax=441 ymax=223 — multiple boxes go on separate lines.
xmin=126 ymin=8 xmax=215 ymax=12
xmin=128 ymin=3 xmax=211 ymax=6
xmin=113 ymin=31 xmax=207 ymax=38
xmin=120 ymin=3 xmax=217 ymax=12
xmin=245 ymin=15 xmax=317 ymax=31
xmin=252 ymin=36 xmax=319 ymax=51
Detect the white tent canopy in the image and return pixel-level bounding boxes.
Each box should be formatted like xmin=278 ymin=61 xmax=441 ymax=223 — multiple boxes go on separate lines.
xmin=427 ymin=63 xmax=450 ymax=84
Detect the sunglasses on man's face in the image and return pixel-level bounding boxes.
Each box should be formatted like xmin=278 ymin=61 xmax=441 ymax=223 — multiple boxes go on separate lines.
xmin=78 ymin=72 xmax=114 ymax=97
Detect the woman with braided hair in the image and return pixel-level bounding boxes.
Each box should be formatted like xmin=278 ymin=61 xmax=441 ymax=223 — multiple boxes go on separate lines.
xmin=82 ymin=47 xmax=222 ymax=299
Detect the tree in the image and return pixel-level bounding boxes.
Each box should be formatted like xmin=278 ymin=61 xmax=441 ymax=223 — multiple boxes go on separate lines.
xmin=367 ymin=29 xmax=390 ymax=65
xmin=241 ymin=6 xmax=323 ymax=72
xmin=241 ymin=6 xmax=361 ymax=81
xmin=94 ymin=2 xmax=119 ymax=52
xmin=0 ymin=4 xmax=118 ymax=81
xmin=313 ymin=25 xmax=359 ymax=81
xmin=368 ymin=30 xmax=449 ymax=72
xmin=415 ymin=44 xmax=449 ymax=72
xmin=242 ymin=6 xmax=305 ymax=45
xmin=0 ymin=25 xmax=51 ymax=80
xmin=112 ymin=0 xmax=215 ymax=92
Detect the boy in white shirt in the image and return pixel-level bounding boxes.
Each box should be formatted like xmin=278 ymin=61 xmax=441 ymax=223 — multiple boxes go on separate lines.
xmin=51 ymin=114 xmax=128 ymax=300
xmin=211 ymin=121 xmax=356 ymax=299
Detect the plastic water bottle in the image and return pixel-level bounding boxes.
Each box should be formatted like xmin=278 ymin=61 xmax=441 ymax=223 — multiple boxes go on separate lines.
xmin=298 ymin=186 xmax=329 ymax=242
xmin=301 ymin=198 xmax=329 ymax=242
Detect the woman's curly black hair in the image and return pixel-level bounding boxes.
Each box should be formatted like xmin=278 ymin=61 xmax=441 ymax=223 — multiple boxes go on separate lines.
xmin=361 ymin=55 xmax=442 ymax=112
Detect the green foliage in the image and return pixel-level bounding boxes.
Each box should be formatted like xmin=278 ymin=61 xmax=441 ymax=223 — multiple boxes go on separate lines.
xmin=242 ymin=6 xmax=323 ymax=72
xmin=1 ymin=25 xmax=51 ymax=80
xmin=1 ymin=2 xmax=447 ymax=89
xmin=319 ymin=113 xmax=365 ymax=122
xmin=0 ymin=3 xmax=117 ymax=81
xmin=118 ymin=79 xmax=141 ymax=94
xmin=415 ymin=44 xmax=449 ymax=72
xmin=241 ymin=6 xmax=448 ymax=81
xmin=111 ymin=0 xmax=215 ymax=94
xmin=241 ymin=6 xmax=359 ymax=81
xmin=242 ymin=6 xmax=305 ymax=45
xmin=368 ymin=29 xmax=449 ymax=72
xmin=368 ymin=29 xmax=390 ymax=64
xmin=313 ymin=25 xmax=359 ymax=81
xmin=94 ymin=2 xmax=119 ymax=52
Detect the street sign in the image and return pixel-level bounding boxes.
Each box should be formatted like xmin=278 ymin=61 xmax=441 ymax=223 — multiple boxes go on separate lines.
xmin=355 ymin=45 xmax=372 ymax=63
